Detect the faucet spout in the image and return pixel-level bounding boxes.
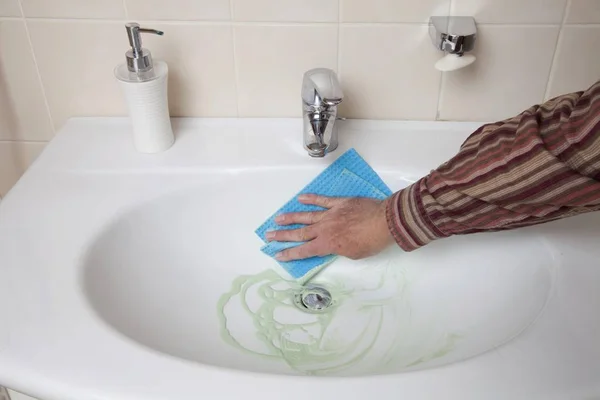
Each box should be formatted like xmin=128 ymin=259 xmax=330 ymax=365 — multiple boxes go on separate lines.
xmin=302 ymin=68 xmax=344 ymax=157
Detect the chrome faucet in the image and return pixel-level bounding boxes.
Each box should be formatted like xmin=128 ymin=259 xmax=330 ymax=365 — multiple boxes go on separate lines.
xmin=301 ymin=68 xmax=344 ymax=157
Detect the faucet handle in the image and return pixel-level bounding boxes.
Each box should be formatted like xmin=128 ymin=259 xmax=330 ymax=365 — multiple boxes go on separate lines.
xmin=301 ymin=68 xmax=343 ymax=108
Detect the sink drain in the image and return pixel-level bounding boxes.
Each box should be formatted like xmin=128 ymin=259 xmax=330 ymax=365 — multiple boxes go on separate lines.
xmin=294 ymin=286 xmax=333 ymax=313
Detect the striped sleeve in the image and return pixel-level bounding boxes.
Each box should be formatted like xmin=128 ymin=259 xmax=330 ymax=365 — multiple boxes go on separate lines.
xmin=386 ymin=80 xmax=600 ymax=252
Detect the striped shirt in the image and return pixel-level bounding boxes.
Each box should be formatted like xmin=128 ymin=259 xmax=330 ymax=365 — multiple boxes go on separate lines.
xmin=386 ymin=80 xmax=600 ymax=252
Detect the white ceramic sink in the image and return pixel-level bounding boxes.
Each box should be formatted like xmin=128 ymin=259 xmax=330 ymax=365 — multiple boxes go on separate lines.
xmin=0 ymin=118 xmax=599 ymax=399
xmin=82 ymin=173 xmax=553 ymax=376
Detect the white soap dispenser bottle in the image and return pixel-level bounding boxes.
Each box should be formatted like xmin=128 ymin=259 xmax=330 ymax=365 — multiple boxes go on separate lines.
xmin=115 ymin=23 xmax=174 ymax=153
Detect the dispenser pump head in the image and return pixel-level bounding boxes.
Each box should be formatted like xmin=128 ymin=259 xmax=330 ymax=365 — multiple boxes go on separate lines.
xmin=125 ymin=22 xmax=164 ymax=73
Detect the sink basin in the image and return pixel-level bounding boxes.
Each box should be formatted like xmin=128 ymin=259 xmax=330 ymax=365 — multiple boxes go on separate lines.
xmin=82 ymin=174 xmax=553 ymax=376
xmin=1 ymin=118 xmax=599 ymax=399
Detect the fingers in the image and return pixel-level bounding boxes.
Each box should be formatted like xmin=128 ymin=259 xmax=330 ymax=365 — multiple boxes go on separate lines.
xmin=275 ymin=211 xmax=325 ymax=225
xmin=297 ymin=194 xmax=347 ymax=209
xmin=275 ymin=240 xmax=326 ymax=261
xmin=266 ymin=226 xmax=317 ymax=242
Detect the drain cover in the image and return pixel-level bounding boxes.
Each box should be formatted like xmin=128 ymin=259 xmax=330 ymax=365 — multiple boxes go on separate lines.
xmin=294 ymin=286 xmax=333 ymax=313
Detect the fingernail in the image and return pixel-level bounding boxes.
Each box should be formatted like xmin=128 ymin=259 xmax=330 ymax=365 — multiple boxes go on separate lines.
xmin=275 ymin=214 xmax=285 ymax=223
xmin=298 ymin=194 xmax=309 ymax=201
xmin=266 ymin=231 xmax=275 ymax=241
xmin=275 ymin=252 xmax=285 ymax=261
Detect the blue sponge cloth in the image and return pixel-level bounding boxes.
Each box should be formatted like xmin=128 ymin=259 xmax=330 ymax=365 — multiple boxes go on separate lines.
xmin=255 ymin=148 xmax=392 ymax=283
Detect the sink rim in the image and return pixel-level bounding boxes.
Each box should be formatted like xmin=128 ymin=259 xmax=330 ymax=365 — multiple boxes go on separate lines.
xmin=78 ymin=176 xmax=556 ymax=377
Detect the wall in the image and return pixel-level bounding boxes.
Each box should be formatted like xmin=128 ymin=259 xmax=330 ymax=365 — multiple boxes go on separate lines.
xmin=0 ymin=0 xmax=599 ymax=198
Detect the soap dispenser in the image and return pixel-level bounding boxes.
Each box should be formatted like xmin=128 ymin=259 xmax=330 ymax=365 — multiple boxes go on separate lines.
xmin=115 ymin=22 xmax=174 ymax=153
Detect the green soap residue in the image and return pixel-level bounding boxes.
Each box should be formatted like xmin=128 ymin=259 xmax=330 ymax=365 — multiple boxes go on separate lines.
xmin=217 ymin=267 xmax=461 ymax=376
xmin=406 ymin=333 xmax=462 ymax=368
xmin=217 ymin=270 xmax=361 ymax=375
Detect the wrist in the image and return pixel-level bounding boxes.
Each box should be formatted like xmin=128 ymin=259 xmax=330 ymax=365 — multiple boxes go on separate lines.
xmin=379 ymin=198 xmax=395 ymax=245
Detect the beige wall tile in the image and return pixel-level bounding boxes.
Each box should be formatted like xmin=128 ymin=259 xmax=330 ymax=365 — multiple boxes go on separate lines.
xmin=141 ymin=23 xmax=237 ymax=116
xmin=546 ymin=26 xmax=600 ymax=98
xmin=339 ymin=25 xmax=441 ymax=120
xmin=20 ymin=0 xmax=125 ymax=19
xmin=342 ymin=0 xmax=449 ymax=22
xmin=0 ymin=0 xmax=21 ymax=17
xmin=0 ymin=20 xmax=53 ymax=141
xmin=451 ymin=0 xmax=567 ymax=24
xmin=28 ymin=21 xmax=126 ymax=130
xmin=566 ymin=0 xmax=600 ymax=24
xmin=0 ymin=141 xmax=46 ymax=197
xmin=438 ymin=26 xmax=559 ymax=121
xmin=29 ymin=21 xmax=237 ymax=128
xmin=126 ymin=0 xmax=230 ymax=21
xmin=234 ymin=25 xmax=337 ymax=117
xmin=233 ymin=0 xmax=337 ymax=22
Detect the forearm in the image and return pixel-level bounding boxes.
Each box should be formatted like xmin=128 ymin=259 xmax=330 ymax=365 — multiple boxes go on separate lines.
xmin=387 ymin=80 xmax=600 ymax=251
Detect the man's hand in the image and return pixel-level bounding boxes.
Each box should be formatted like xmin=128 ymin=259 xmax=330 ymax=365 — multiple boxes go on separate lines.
xmin=265 ymin=194 xmax=394 ymax=261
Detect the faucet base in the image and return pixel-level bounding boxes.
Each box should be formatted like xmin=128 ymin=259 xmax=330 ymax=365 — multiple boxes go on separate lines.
xmin=305 ymin=142 xmax=338 ymax=158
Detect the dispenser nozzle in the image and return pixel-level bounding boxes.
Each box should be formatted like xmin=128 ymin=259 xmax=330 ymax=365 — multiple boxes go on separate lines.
xmin=124 ymin=22 xmax=164 ymax=73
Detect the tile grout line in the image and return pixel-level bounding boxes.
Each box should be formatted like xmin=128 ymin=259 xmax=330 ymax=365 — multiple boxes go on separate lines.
xmin=435 ymin=72 xmax=446 ymax=121
xmin=0 ymin=139 xmax=49 ymax=144
xmin=0 ymin=17 xmax=573 ymax=28
xmin=336 ymin=0 xmax=342 ymax=76
xmin=16 ymin=0 xmax=23 ymax=18
xmin=229 ymin=0 xmax=240 ymax=117
xmin=435 ymin=0 xmax=453 ymax=120
xmin=16 ymin=0 xmax=56 ymax=136
xmin=543 ymin=0 xmax=570 ymax=101
xmin=122 ymin=0 xmax=129 ymax=19
xmin=13 ymin=17 xmax=338 ymax=25
xmin=562 ymin=22 xmax=600 ymax=27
